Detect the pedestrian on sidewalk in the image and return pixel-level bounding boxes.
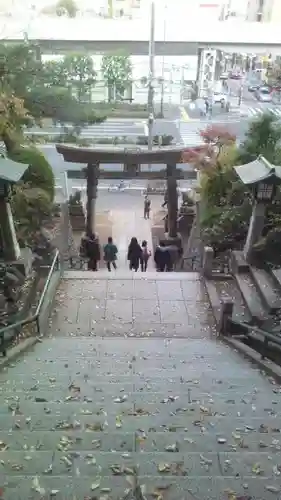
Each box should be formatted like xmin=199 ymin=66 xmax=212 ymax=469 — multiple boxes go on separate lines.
xmin=144 ymin=195 xmax=151 ymax=219
xmin=161 ymin=190 xmax=168 ymax=208
xmin=154 ymin=240 xmax=172 ymax=272
xmin=140 ymin=240 xmax=151 ymax=272
xmin=127 ymin=237 xmax=142 ymax=271
xmin=103 ymin=236 xmax=118 ymax=271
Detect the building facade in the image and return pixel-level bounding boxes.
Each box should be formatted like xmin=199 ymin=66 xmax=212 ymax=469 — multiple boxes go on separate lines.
xmin=246 ymin=0 xmax=281 ymax=22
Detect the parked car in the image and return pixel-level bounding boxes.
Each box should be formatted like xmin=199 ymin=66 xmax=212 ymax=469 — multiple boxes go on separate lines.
xmin=212 ymin=91 xmax=228 ymax=105
xmin=255 ymin=86 xmax=272 ymax=102
xmin=248 ymin=81 xmax=260 ymax=92
xmin=229 ymin=71 xmax=242 ymax=80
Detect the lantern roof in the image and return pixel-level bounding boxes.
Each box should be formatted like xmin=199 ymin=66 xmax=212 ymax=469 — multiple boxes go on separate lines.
xmin=234 ymin=155 xmax=281 ymax=186
xmin=0 ymin=156 xmax=29 ymax=184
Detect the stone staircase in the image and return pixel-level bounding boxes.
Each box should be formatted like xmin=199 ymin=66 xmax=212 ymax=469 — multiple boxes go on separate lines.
xmin=206 ymin=251 xmax=281 ymax=335
xmin=0 ymin=335 xmax=281 ymax=499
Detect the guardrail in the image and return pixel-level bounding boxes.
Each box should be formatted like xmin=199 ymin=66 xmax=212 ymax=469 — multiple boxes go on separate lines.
xmin=0 ymin=249 xmax=61 ymax=357
xmin=227 ymin=317 xmax=281 ymax=359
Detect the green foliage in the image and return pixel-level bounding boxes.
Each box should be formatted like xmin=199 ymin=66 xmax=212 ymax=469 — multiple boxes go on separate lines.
xmin=202 ymin=203 xmax=251 ymax=253
xmin=56 ymin=0 xmax=78 ymax=17
xmin=11 ymin=184 xmax=53 ymax=245
xmin=43 ymin=60 xmax=68 ymax=88
xmin=9 ymin=147 xmax=55 ymax=202
xmin=101 ymin=54 xmax=132 ymax=100
xmin=61 ymin=54 xmax=96 ymax=101
xmin=238 ymin=113 xmax=281 ymax=164
xmin=0 ymin=43 xmax=42 ymax=98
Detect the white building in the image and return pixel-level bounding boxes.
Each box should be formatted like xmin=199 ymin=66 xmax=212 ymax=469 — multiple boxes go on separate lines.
xmin=246 ymin=0 xmax=281 ymax=22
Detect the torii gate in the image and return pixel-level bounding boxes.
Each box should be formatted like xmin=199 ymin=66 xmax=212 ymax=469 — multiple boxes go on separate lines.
xmin=56 ymin=145 xmax=194 ymax=241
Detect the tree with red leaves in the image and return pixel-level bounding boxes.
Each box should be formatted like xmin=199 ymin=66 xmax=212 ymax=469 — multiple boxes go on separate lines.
xmin=181 ymin=125 xmax=236 ymax=171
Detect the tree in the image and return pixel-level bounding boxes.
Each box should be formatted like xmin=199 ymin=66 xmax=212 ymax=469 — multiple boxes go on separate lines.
xmin=55 ymin=0 xmax=78 ymax=17
xmin=11 ymin=184 xmax=53 ymax=246
xmin=238 ymin=113 xmax=281 ymax=165
xmin=182 ymin=125 xmax=236 ymax=173
xmin=182 ymin=125 xmax=249 ymax=253
xmin=42 ymin=59 xmax=68 ymax=88
xmin=9 ymin=147 xmax=55 ymax=202
xmin=0 ymin=93 xmax=31 ymax=152
xmin=24 ymin=86 xmax=73 ymax=121
xmin=61 ymin=54 xmax=96 ymax=102
xmin=0 ymin=43 xmax=43 ymax=98
xmin=101 ymin=54 xmax=132 ymax=101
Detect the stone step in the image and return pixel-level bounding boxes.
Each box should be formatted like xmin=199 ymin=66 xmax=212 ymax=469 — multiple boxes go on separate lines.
xmin=250 ymin=266 xmax=281 ymax=313
xmin=205 ymin=279 xmax=251 ymax=325
xmin=1 ymin=429 xmax=278 ymax=453
xmin=3 ymin=476 xmax=281 ymax=500
xmin=62 ymin=270 xmax=200 ymax=280
xmin=234 ymin=272 xmax=269 ymax=323
xmin=1 ymin=337 xmax=281 ymax=498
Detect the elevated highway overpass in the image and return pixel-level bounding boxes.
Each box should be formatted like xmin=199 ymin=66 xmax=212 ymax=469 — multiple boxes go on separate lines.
xmin=1 ymin=18 xmax=281 ymax=55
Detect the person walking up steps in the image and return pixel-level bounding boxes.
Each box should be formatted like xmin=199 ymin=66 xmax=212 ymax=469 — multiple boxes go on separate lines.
xmin=140 ymin=240 xmax=151 ymax=272
xmin=103 ymin=236 xmax=118 ymax=271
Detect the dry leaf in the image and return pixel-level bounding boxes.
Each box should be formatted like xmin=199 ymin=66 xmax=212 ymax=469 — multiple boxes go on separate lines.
xmin=31 ymin=476 xmax=46 ymax=495
xmin=158 ymin=463 xmax=170 ymax=473
xmin=91 ymin=479 xmax=101 ymax=490
xmin=265 ymin=485 xmax=280 ymax=493
xmin=116 ymin=416 xmax=123 ymax=428
xmin=252 ymin=463 xmax=262 ymax=475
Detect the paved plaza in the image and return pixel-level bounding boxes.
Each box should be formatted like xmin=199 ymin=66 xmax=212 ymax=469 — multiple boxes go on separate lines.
xmin=50 ymin=272 xmax=215 ymax=338
xmin=0 ymin=272 xmax=281 ymax=498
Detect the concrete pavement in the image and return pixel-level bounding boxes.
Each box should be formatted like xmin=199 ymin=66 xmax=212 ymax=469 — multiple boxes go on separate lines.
xmin=0 ymin=272 xmax=281 ymax=499
xmin=111 ymin=209 xmax=154 ymax=270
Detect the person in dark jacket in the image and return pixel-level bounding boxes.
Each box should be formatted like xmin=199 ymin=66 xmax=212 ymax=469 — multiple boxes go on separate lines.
xmin=127 ymin=237 xmax=142 ymax=271
xmin=85 ymin=233 xmax=101 ymax=271
xmin=103 ymin=236 xmax=118 ymax=271
xmin=154 ymin=241 xmax=172 ymax=272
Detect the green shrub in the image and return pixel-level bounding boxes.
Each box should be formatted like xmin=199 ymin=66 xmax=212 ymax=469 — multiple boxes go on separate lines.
xmin=9 ymin=147 xmax=55 ymax=201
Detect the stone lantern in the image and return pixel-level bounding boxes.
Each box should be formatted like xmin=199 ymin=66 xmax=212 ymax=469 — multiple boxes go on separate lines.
xmin=234 ymin=155 xmax=281 ymax=261
xmin=0 ymin=157 xmax=29 ymax=262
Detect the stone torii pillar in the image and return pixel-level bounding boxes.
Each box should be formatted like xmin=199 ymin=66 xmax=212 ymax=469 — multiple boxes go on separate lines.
xmin=166 ymin=163 xmax=178 ymax=239
xmin=86 ymin=162 xmax=99 ymax=237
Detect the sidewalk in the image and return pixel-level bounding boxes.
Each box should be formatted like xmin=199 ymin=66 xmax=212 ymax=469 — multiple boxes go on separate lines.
xmin=0 ymin=269 xmax=280 ymax=499
xmin=111 ymin=209 xmax=153 ymax=269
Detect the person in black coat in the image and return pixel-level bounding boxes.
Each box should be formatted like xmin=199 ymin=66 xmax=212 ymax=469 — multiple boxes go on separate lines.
xmin=127 ymin=237 xmax=142 ymax=271
xmin=154 ymin=241 xmax=172 ymax=272
xmin=85 ymin=233 xmax=101 ymax=271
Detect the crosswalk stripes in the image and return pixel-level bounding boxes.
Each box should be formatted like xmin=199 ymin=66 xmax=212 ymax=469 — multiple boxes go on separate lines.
xmin=178 ymin=122 xmax=204 ymax=147
xmin=25 ymin=119 xmax=146 ymax=139
xmin=234 ymin=105 xmax=281 ymax=119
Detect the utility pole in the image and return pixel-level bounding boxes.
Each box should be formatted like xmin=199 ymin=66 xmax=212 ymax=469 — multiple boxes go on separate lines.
xmin=147 ymin=0 xmax=155 ymax=170
xmin=160 ymin=2 xmax=167 ymax=118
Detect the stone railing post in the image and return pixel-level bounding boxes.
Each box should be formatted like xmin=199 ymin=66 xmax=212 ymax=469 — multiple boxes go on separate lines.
xmin=218 ymin=298 xmax=233 ymax=336
xmin=202 ymin=246 xmax=214 ymax=278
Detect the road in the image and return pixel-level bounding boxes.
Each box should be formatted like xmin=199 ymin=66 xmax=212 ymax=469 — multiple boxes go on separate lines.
xmin=178 ymin=118 xmax=249 ymax=147
xmin=26 ymin=119 xmax=146 ymax=139
xmin=185 ymin=74 xmax=281 ymax=123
